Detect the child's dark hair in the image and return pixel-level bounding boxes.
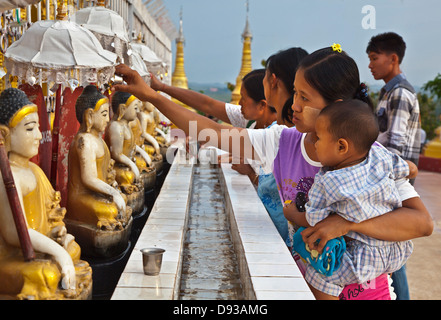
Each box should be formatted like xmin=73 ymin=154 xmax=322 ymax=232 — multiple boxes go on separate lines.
xmin=319 ymin=99 xmax=379 ymax=154
xmin=366 ymin=32 xmax=406 ymax=64
xmin=242 ymin=69 xmax=266 ymax=104
xmin=298 ymin=47 xmax=374 ymax=110
xmin=266 ymin=47 xmax=308 ymax=122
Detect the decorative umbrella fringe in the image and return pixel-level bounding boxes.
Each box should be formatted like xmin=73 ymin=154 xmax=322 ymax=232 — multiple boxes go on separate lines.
xmin=4 ymin=60 xmax=115 ymax=87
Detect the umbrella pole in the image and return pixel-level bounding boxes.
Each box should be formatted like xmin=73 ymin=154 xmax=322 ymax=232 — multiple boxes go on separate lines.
xmin=50 ymin=85 xmax=62 ymax=189
xmin=0 ymin=131 xmax=35 ymax=262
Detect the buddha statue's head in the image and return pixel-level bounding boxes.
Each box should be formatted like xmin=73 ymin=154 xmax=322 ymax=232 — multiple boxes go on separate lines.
xmin=111 ymin=91 xmax=141 ymax=122
xmin=0 ymin=88 xmax=40 ymax=159
xmin=141 ymin=101 xmax=155 ymax=113
xmin=75 ymin=85 xmax=110 ymax=134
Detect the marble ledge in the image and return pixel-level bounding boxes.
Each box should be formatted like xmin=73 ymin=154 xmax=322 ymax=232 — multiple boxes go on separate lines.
xmin=112 ymin=156 xmax=194 ymax=301
xmin=219 ymin=163 xmax=314 ymax=300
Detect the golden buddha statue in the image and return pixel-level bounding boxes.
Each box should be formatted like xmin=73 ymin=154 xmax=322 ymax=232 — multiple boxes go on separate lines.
xmin=129 ymin=105 xmax=157 ymax=193
xmin=65 ymin=85 xmax=133 ymax=258
xmin=0 ymin=88 xmax=92 ymax=300
xmin=152 ymin=107 xmax=169 ymax=145
xmin=105 ymin=91 xmax=144 ymax=214
xmin=143 ymin=103 xmax=170 ymax=161
xmin=136 ymin=101 xmax=163 ymax=172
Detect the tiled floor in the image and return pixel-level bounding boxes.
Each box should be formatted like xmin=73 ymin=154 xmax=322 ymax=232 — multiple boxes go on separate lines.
xmin=414 ymin=170 xmax=441 ymax=232
xmin=407 ymin=170 xmax=441 ymax=300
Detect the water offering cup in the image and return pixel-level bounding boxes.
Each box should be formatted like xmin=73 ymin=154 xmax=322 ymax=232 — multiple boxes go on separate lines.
xmin=141 ymin=248 xmax=165 ymax=275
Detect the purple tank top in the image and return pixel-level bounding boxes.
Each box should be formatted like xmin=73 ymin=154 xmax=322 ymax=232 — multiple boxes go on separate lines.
xmin=272 ymin=128 xmax=321 ymax=205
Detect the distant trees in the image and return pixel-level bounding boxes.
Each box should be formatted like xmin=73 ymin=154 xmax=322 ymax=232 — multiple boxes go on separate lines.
xmin=421 ymin=74 xmax=441 ymax=140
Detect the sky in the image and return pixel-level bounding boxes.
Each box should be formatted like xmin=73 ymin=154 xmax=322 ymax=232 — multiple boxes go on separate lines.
xmin=160 ymin=0 xmax=441 ymax=89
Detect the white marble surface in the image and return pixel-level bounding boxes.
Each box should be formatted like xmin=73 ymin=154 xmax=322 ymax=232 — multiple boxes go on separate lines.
xmin=219 ymin=163 xmax=314 ymax=300
xmin=111 ymin=157 xmax=193 ymax=300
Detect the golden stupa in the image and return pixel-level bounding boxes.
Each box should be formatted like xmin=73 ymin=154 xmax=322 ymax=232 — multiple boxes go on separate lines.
xmin=230 ymin=1 xmax=253 ymax=105
xmin=171 ymin=8 xmax=194 ymax=113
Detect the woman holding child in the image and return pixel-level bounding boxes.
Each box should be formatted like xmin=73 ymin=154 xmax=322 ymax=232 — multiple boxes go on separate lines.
xmin=113 ymin=45 xmax=433 ymax=300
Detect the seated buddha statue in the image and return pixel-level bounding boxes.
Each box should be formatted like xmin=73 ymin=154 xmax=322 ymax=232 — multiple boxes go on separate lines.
xmin=144 ymin=104 xmax=170 ymax=161
xmin=152 ymin=107 xmax=169 ymax=146
xmin=129 ymin=105 xmax=157 ymax=192
xmin=0 ymin=88 xmax=92 ymax=300
xmin=138 ymin=102 xmax=167 ymax=173
xmin=138 ymin=101 xmax=161 ymax=158
xmin=65 ymin=85 xmax=133 ymax=258
xmin=105 ymin=91 xmax=144 ymax=214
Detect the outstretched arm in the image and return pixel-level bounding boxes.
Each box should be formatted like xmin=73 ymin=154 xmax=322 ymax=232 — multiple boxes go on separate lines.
xmin=150 ymin=74 xmax=231 ymax=123
xmin=113 ymin=64 xmax=255 ymax=160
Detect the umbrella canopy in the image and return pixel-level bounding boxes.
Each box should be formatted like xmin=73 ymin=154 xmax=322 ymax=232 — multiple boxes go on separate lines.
xmin=130 ymin=50 xmax=151 ymax=84
xmin=4 ymin=19 xmax=117 ymax=87
xmin=70 ymin=6 xmax=131 ymax=64
xmin=130 ymin=41 xmax=167 ymax=76
xmin=0 ymin=0 xmax=41 ymax=12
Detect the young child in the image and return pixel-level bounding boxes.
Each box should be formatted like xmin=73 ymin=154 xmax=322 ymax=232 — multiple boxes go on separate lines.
xmin=291 ymin=99 xmax=414 ymax=299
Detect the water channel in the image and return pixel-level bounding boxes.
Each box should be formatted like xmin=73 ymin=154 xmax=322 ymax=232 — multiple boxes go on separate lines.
xmin=179 ymin=163 xmax=245 ymax=300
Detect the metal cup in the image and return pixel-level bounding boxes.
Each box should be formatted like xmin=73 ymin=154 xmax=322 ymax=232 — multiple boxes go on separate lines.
xmin=141 ymin=248 xmax=165 ymax=276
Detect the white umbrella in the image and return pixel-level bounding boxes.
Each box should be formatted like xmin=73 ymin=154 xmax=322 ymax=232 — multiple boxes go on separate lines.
xmin=130 ymin=39 xmax=167 ymax=76
xmin=4 ymin=18 xmax=117 ymax=87
xmin=70 ymin=5 xmax=131 ymax=65
xmin=130 ymin=50 xmax=151 ymax=84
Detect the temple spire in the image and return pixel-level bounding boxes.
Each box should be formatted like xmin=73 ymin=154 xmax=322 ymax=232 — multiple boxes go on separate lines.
xmin=171 ymin=6 xmax=188 ymax=90
xmin=231 ymin=0 xmax=253 ymax=105
xmin=171 ymin=7 xmax=195 ymax=115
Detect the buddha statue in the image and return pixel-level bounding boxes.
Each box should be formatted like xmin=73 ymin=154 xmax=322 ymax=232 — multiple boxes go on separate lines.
xmin=153 ymin=107 xmax=169 ymax=145
xmin=65 ymin=85 xmax=133 ymax=258
xmin=105 ymin=91 xmax=144 ymax=214
xmin=138 ymin=101 xmax=163 ymax=161
xmin=424 ymin=115 xmax=441 ymax=158
xmin=129 ymin=105 xmax=157 ymax=193
xmin=0 ymin=88 xmax=92 ymax=300
xmin=144 ymin=103 xmax=170 ymax=161
xmin=138 ymin=102 xmax=163 ymax=173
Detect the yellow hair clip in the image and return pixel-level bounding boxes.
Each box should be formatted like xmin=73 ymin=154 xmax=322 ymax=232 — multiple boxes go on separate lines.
xmin=331 ymin=43 xmax=342 ymax=53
